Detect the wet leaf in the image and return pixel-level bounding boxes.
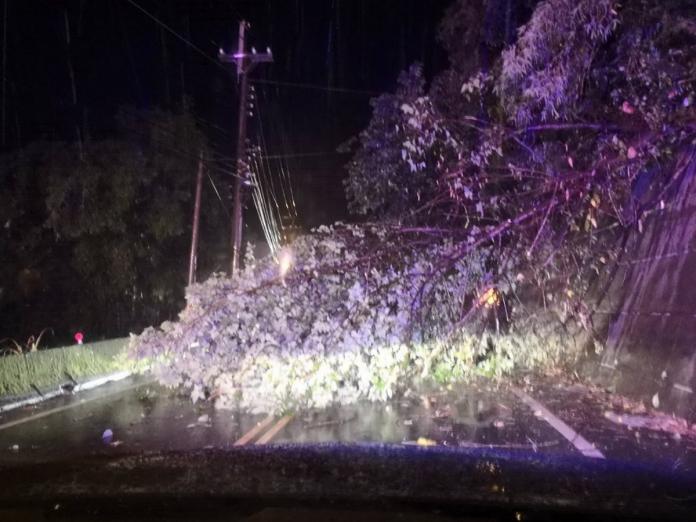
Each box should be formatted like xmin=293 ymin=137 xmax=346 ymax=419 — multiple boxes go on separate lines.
xmin=101 ymin=429 xmax=113 ymax=444
xmin=652 ymin=392 xmax=660 ymax=409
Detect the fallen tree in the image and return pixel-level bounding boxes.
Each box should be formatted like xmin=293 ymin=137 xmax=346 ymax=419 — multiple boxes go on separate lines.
xmin=130 ymin=0 xmax=694 ymax=413
xmin=130 ymin=225 xmax=580 ymax=413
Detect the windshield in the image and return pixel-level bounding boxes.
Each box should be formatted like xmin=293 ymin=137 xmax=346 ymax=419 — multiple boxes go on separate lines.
xmin=1 ymin=1 xmax=695 ymax=520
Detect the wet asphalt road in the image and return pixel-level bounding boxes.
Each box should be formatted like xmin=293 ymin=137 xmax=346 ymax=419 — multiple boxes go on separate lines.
xmin=1 ymin=373 xmax=694 ymax=475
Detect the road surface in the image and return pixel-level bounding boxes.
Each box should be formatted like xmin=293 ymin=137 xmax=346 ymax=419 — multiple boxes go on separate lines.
xmin=1 ymin=373 xmax=694 ymax=472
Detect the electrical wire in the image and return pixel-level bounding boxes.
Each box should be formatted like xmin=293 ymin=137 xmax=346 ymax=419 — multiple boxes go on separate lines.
xmin=206 ymin=170 xmax=230 ymax=218
xmin=258 ymin=150 xmax=345 ymax=160
xmin=244 ymin=86 xmax=304 ymax=256
xmin=126 ymin=0 xmax=378 ymax=97
xmin=250 ymin=77 xmax=378 ymax=96
xmin=116 ymin=106 xmax=242 ymax=179
xmin=255 ymin=90 xmax=297 ymax=223
xmin=123 ymin=1 xmax=362 ymax=255
xmin=125 ymin=0 xmax=224 ymax=71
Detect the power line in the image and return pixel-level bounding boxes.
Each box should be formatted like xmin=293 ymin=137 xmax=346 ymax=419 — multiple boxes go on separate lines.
xmin=250 ymin=78 xmax=378 ymax=96
xmin=116 ymin=106 xmax=242 ymax=176
xmin=125 ymin=0 xmax=224 ymax=71
xmin=206 ymin=171 xmax=230 ymax=218
xmin=255 ymin=88 xmax=297 ymax=220
xmin=126 ymin=0 xmax=379 ymax=98
xmin=259 ymin=151 xmax=347 ymax=160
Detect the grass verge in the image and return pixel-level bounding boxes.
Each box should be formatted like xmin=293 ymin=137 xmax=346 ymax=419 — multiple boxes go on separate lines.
xmin=0 ymin=338 xmax=133 ymax=397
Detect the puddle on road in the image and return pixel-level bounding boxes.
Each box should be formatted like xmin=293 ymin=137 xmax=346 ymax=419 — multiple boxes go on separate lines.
xmin=276 ymin=388 xmax=572 ymax=455
xmin=0 ymin=380 xmax=259 ymax=461
xmin=1 ymin=378 xmax=577 ymax=462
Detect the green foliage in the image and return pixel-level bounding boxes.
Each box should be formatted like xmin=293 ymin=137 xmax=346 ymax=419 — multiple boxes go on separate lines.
xmin=499 ymin=0 xmax=619 ymax=125
xmin=131 ymin=224 xmax=575 ymax=413
xmin=346 ymin=0 xmax=696 ymax=327
xmin=0 ymin=338 xmax=130 ymax=396
xmin=344 ymin=64 xmax=439 ymax=218
xmin=0 ymin=328 xmax=53 ymax=355
xmin=0 ymin=107 xmax=211 ymax=341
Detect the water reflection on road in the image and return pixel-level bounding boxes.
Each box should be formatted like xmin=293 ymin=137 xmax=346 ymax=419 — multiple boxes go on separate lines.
xmin=1 ymin=375 xmax=694 ymax=474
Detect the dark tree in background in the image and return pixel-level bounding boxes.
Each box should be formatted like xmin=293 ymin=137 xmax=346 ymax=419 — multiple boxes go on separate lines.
xmin=1 ymin=108 xmax=211 ymax=343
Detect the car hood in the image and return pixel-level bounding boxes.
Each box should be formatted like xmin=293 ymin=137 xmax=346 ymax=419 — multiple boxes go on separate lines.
xmin=0 ymin=443 xmax=693 ymax=520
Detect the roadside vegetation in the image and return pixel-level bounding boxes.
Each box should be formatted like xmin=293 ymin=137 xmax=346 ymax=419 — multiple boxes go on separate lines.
xmin=0 ymin=338 xmax=131 ymax=397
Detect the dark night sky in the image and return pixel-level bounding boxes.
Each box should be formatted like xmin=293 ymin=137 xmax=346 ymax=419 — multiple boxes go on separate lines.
xmin=4 ymin=0 xmax=452 ymax=225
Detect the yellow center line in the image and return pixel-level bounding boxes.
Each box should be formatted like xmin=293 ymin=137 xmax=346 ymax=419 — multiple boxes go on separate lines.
xmin=233 ymin=415 xmax=276 ymax=446
xmin=0 ymin=380 xmax=150 ymax=432
xmin=256 ymin=414 xmax=293 ymax=444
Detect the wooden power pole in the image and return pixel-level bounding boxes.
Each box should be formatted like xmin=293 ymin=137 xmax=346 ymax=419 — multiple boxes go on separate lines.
xmin=219 ymin=21 xmax=272 ymax=275
xmin=188 ymin=151 xmax=205 ymax=286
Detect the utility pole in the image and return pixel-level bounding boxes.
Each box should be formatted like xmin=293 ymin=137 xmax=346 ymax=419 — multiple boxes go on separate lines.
xmin=188 ymin=151 xmax=205 ymax=286
xmin=220 ymin=21 xmax=272 ymax=275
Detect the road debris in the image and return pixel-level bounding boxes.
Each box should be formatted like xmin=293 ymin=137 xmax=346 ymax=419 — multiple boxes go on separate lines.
xmin=604 ymin=410 xmax=695 ymax=437
xmin=305 ymin=414 xmax=357 ymax=430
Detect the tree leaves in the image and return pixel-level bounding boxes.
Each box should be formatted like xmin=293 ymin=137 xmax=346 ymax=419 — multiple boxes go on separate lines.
xmin=1 ymin=107 xmax=210 ymax=341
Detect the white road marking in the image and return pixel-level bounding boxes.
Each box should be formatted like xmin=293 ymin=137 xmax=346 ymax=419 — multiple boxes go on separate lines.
xmin=0 ymin=380 xmax=148 ymax=432
xmin=0 ymin=371 xmax=132 ymax=414
xmin=73 ymin=371 xmax=131 ymax=393
xmin=0 ymin=389 xmax=64 ymax=414
xmin=512 ymin=388 xmax=605 ymax=459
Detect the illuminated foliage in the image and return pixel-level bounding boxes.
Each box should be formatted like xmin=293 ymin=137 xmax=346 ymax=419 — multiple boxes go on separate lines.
xmin=348 ymin=0 xmax=695 ymax=323
xmin=131 ymin=224 xmax=571 ymax=412
xmin=344 ymin=64 xmax=438 ymax=218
